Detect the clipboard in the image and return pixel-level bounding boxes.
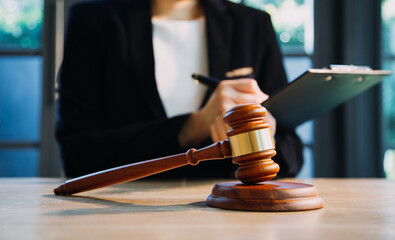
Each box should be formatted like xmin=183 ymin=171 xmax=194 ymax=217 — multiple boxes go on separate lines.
xmin=262 ymin=65 xmax=392 ymax=130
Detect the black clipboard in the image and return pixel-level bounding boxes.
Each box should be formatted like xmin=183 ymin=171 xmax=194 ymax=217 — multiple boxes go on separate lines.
xmin=262 ymin=66 xmax=392 ymax=130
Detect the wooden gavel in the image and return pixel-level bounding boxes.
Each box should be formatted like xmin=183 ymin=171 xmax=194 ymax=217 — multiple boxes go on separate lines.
xmin=54 ymin=103 xmax=279 ymax=195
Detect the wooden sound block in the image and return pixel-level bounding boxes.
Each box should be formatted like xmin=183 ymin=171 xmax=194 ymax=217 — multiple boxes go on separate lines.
xmin=206 ymin=181 xmax=324 ymax=212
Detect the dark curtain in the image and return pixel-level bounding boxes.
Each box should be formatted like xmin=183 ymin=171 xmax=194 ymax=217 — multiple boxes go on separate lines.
xmin=313 ymin=0 xmax=384 ymax=177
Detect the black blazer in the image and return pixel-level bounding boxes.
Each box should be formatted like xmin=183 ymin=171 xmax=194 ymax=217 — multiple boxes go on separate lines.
xmin=56 ymin=0 xmax=304 ymax=178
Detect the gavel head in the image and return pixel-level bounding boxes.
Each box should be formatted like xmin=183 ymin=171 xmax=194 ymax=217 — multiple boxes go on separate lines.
xmin=223 ymin=103 xmax=279 ymax=184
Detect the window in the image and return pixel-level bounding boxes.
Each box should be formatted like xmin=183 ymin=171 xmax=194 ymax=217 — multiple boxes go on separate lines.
xmin=231 ymin=0 xmax=315 ymax=177
xmin=0 ymin=0 xmax=44 ymax=176
xmin=382 ymin=0 xmax=395 ymax=179
xmin=0 ymin=0 xmax=43 ymax=51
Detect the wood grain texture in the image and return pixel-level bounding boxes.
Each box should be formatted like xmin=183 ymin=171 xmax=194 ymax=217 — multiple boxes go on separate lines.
xmin=206 ymin=182 xmax=324 ymax=211
xmin=1 ymin=178 xmax=395 ymax=240
xmin=54 ymin=140 xmax=232 ymax=195
xmin=224 ymin=103 xmax=280 ymax=183
xmin=223 ymin=103 xmax=270 ymax=136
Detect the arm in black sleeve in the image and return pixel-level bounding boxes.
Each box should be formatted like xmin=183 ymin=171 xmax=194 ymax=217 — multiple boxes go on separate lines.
xmin=257 ymin=13 xmax=304 ymax=177
xmin=56 ymin=4 xmax=190 ymax=177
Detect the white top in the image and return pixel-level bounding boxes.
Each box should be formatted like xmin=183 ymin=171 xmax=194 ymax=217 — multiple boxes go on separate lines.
xmin=152 ymin=17 xmax=209 ymax=118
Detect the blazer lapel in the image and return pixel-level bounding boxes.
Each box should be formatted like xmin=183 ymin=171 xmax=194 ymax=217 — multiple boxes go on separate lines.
xmin=204 ymin=0 xmax=232 ymax=79
xmin=201 ymin=0 xmax=233 ymax=105
xmin=124 ymin=0 xmax=167 ymax=119
xmin=119 ymin=0 xmax=233 ymax=115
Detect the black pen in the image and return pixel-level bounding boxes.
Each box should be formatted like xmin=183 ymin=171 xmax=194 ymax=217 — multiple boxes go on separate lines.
xmin=192 ymin=73 xmax=220 ymax=88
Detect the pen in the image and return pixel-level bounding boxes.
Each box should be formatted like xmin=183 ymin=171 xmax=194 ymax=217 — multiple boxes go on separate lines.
xmin=192 ymin=73 xmax=221 ymax=88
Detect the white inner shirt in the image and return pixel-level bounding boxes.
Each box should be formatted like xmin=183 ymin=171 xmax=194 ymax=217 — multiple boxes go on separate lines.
xmin=152 ymin=17 xmax=209 ymax=118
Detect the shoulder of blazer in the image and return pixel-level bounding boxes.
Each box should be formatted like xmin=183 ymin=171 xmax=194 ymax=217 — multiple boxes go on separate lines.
xmin=68 ymin=0 xmax=148 ymax=18
xmin=69 ymin=0 xmax=110 ymax=14
xmin=225 ymin=0 xmax=271 ymax=19
xmin=225 ymin=0 xmax=274 ymax=34
xmin=224 ymin=1 xmax=275 ymax=42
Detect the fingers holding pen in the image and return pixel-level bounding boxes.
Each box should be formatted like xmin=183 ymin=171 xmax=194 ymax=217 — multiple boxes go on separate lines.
xmin=217 ymin=79 xmax=268 ymax=105
xmin=179 ymin=78 xmax=273 ymax=147
xmin=208 ymin=79 xmax=268 ymax=142
xmin=193 ymin=74 xmax=268 ymax=106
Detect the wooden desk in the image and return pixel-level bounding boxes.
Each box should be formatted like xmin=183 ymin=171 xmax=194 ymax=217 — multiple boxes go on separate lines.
xmin=1 ymin=178 xmax=394 ymax=240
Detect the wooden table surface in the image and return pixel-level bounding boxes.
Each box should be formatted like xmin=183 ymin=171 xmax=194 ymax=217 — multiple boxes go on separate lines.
xmin=1 ymin=178 xmax=395 ymax=240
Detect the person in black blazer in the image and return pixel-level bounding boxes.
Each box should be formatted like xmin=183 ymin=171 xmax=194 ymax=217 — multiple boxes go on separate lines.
xmin=56 ymin=0 xmax=304 ymax=178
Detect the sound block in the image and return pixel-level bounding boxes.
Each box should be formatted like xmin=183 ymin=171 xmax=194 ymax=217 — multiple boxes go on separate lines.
xmin=206 ymin=181 xmax=324 ymax=212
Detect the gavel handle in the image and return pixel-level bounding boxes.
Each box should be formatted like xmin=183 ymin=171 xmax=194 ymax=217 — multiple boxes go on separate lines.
xmin=54 ymin=140 xmax=232 ymax=195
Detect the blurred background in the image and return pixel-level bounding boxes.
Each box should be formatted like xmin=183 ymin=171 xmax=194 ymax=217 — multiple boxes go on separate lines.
xmin=0 ymin=0 xmax=394 ymax=179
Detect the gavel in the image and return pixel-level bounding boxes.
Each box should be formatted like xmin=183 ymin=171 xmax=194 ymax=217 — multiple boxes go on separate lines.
xmin=54 ymin=103 xmax=278 ymax=195
xmin=54 ymin=103 xmax=324 ymax=212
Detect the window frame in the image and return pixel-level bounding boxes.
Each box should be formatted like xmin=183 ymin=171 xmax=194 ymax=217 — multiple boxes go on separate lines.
xmin=0 ymin=0 xmax=44 ymax=167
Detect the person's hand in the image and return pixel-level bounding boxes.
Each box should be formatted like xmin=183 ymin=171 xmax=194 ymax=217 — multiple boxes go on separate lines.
xmin=179 ymin=79 xmax=276 ymax=147
xmin=203 ymin=79 xmax=268 ymax=142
